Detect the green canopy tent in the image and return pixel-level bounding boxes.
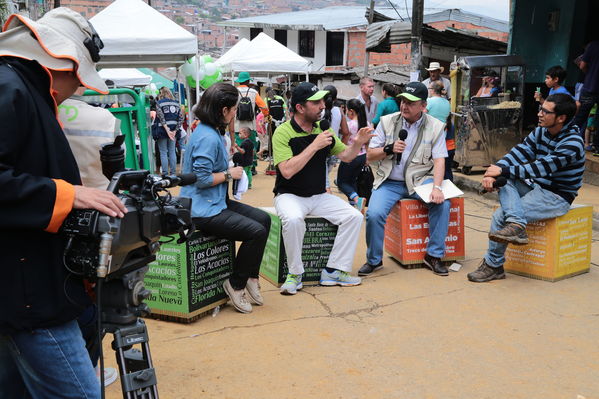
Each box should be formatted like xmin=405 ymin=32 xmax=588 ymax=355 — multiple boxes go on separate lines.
xmin=138 ymin=68 xmax=174 ymax=90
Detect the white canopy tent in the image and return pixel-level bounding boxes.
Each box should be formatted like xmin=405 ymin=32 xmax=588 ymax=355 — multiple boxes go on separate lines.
xmin=98 ymin=68 xmax=152 ymax=86
xmin=214 ymin=38 xmax=251 ymax=71
xmin=217 ymin=33 xmax=311 ymax=77
xmin=90 ymin=0 xmax=197 ymax=68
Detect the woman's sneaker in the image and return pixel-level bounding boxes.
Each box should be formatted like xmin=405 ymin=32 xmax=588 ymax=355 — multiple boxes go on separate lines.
xmin=320 ymin=269 xmax=362 ymax=286
xmin=223 ymin=279 xmax=252 ymax=313
xmin=280 ymin=274 xmax=303 ymax=295
xmin=245 ymin=278 xmax=263 ymax=305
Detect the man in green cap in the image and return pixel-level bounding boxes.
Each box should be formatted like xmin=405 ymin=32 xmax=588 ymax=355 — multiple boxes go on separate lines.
xmin=272 ymin=82 xmax=374 ymax=295
xmin=228 ymin=71 xmax=268 ymax=174
xmin=360 ymin=81 xmax=451 ymax=278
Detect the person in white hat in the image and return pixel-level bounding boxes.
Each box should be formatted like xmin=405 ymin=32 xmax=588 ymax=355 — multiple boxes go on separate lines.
xmin=0 ymin=8 xmax=127 ymax=398
xmin=422 ymin=61 xmax=451 ymax=100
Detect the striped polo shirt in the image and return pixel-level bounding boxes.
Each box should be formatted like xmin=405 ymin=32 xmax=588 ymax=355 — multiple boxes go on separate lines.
xmin=497 ymin=123 xmax=585 ymax=204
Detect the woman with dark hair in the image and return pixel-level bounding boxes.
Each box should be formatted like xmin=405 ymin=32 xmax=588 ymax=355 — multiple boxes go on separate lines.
xmin=372 ymin=83 xmax=400 ymax=126
xmin=155 ymin=86 xmax=184 ymax=174
xmin=180 ymin=83 xmax=271 ymax=314
xmin=336 ymin=98 xmax=370 ymax=208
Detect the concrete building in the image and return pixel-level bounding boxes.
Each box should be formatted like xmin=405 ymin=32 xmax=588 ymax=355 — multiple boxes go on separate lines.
xmin=218 ymin=7 xmax=509 ymax=73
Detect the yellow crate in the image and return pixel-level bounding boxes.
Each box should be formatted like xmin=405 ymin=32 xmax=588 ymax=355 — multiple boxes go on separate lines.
xmin=504 ymin=205 xmax=593 ymax=282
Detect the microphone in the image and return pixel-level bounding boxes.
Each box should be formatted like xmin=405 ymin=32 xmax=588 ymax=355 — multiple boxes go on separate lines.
xmin=478 ymin=176 xmax=507 ymax=195
xmin=231 ymin=152 xmax=245 ymax=195
xmin=396 ymin=129 xmax=408 ymax=165
xmin=320 ymin=119 xmax=331 ymax=132
xmin=154 ymin=173 xmax=197 ymax=188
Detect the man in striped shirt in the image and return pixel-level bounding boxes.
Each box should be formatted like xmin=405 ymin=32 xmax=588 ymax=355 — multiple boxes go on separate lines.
xmin=468 ymin=93 xmax=584 ymax=283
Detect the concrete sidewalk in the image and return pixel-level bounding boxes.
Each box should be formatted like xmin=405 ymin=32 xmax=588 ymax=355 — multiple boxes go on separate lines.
xmin=103 ymin=162 xmax=599 ymax=399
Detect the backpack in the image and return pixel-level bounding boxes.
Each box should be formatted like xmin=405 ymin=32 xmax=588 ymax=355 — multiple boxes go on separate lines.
xmin=267 ymin=97 xmax=285 ymax=121
xmin=236 ymin=88 xmax=254 ymax=121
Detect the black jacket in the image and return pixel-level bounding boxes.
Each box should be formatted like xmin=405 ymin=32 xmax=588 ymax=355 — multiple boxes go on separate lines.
xmin=0 ymin=57 xmax=89 ymax=333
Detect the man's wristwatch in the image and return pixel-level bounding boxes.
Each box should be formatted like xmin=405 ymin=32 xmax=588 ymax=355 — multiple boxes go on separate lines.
xmin=383 ymin=143 xmax=394 ymax=155
xmin=433 ymin=185 xmax=443 ymax=191
xmin=224 ymin=170 xmax=232 ymax=182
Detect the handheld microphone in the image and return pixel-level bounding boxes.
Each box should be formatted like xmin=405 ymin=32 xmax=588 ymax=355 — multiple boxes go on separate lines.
xmin=478 ymin=176 xmax=507 ymax=195
xmin=231 ymin=152 xmax=245 ymax=195
xmin=396 ymin=129 xmax=408 ymax=165
xmin=154 ymin=173 xmax=197 ymax=188
xmin=319 ymin=119 xmax=331 ymax=132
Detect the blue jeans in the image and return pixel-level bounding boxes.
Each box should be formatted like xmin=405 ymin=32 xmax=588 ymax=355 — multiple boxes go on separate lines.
xmin=485 ymin=178 xmax=570 ymax=268
xmin=365 ymin=179 xmax=450 ymax=264
xmin=157 ymin=137 xmax=177 ymax=175
xmin=336 ymin=153 xmax=366 ymax=201
xmin=572 ymin=89 xmax=599 ymax=144
xmin=0 ymin=320 xmax=100 ymax=399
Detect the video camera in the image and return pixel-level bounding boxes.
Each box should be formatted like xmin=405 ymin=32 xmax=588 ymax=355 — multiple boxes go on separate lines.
xmin=62 ymin=169 xmax=195 ymax=282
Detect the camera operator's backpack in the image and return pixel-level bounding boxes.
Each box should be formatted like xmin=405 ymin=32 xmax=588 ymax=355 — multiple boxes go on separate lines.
xmin=236 ymin=88 xmax=254 ymax=121
xmin=267 ymin=97 xmax=285 ymax=121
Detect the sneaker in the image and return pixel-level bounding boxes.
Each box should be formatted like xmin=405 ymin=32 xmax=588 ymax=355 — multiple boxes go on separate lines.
xmin=320 ymin=269 xmax=362 ymax=286
xmin=280 ymin=274 xmax=303 ymax=295
xmin=358 ymin=261 xmax=383 ymax=276
xmin=223 ymin=279 xmax=252 ymax=313
xmin=245 ymin=278 xmax=263 ymax=306
xmin=423 ymin=254 xmax=449 ymax=276
xmin=488 ymin=222 xmax=529 ymax=246
xmin=467 ymin=260 xmax=506 ymax=282
xmin=96 ymin=366 xmax=118 ymax=387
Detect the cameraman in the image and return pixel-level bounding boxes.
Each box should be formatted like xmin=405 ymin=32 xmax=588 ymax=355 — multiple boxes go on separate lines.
xmin=0 ymin=8 xmax=127 ymax=398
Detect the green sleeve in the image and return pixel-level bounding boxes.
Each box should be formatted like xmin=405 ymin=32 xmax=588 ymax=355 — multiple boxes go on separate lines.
xmin=273 ymin=125 xmax=293 ymax=166
xmin=372 ymin=101 xmax=386 ymax=126
xmin=330 ymin=135 xmax=346 ymax=156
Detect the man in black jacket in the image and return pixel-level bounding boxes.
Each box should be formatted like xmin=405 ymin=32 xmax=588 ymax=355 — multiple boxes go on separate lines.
xmin=0 ymin=8 xmax=127 ymax=397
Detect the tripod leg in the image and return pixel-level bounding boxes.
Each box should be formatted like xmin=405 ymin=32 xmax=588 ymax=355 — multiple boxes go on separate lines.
xmin=108 ymin=319 xmax=159 ymax=398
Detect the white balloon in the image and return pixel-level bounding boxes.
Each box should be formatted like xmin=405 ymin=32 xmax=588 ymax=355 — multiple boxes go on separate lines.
xmin=205 ymin=63 xmax=216 ymax=76
xmin=198 ymin=71 xmax=205 ymax=80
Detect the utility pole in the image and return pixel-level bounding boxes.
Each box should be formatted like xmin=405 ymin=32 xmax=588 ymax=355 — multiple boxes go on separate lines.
xmin=363 ymin=0 xmax=375 ymax=76
xmin=410 ymin=0 xmax=424 ymax=81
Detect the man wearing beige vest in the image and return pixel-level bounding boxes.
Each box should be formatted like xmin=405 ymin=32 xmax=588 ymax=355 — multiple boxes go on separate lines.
xmin=360 ymin=82 xmax=451 ymax=277
xmin=59 ymin=86 xmax=121 ymax=190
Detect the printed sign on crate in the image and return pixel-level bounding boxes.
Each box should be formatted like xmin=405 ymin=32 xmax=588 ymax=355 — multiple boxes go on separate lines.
xmin=384 ymin=197 xmax=465 ymax=265
xmin=259 ymin=208 xmax=338 ymax=287
xmin=504 ymin=204 xmax=592 ymax=281
xmin=143 ymin=231 xmax=234 ymax=323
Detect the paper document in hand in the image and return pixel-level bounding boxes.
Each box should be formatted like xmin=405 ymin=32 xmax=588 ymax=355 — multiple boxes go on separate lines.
xmin=414 ymin=179 xmax=464 ymax=203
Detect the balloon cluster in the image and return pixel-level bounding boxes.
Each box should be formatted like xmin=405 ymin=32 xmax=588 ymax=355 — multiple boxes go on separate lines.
xmin=144 ymin=82 xmax=158 ymax=98
xmin=181 ymin=55 xmax=223 ymax=89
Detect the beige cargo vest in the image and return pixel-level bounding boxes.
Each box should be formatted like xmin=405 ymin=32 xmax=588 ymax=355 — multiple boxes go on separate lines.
xmin=373 ymin=112 xmax=445 ymax=194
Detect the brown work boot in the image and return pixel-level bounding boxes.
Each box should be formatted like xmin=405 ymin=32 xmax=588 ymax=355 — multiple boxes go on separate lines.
xmin=488 ymin=223 xmax=529 ymax=245
xmin=467 ymin=259 xmax=506 ymax=283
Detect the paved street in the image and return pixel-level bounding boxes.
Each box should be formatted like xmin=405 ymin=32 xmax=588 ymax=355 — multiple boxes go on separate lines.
xmin=105 ymin=162 xmax=599 ymax=399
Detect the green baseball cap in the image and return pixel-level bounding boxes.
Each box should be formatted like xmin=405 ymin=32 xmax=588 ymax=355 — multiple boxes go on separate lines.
xmin=291 ymin=82 xmax=329 ymax=104
xmin=235 ymin=71 xmax=251 ymax=83
xmin=398 ymin=81 xmax=428 ymax=102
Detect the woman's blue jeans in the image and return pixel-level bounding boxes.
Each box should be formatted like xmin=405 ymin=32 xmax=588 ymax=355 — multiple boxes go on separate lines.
xmin=157 ymin=137 xmax=177 ymax=175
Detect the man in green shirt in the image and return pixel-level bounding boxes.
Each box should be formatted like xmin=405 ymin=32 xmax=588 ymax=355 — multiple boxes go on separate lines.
xmin=272 ymin=82 xmax=373 ymax=295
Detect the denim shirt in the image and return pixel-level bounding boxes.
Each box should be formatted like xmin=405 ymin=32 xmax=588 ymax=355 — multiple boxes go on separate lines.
xmin=180 ymin=123 xmax=229 ymax=218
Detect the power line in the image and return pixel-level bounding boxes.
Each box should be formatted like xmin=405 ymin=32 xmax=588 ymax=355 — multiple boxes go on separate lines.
xmin=385 ymin=0 xmax=404 ymax=21
xmin=404 ymin=0 xmax=411 ymax=22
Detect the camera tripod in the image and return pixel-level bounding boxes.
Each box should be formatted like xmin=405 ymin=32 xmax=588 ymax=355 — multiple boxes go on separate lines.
xmin=98 ymin=265 xmax=159 ymax=399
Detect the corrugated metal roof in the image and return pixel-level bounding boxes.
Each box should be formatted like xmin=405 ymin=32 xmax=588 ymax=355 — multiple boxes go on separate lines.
xmin=218 ymin=7 xmax=508 ymax=32
xmin=423 ymin=9 xmax=508 ymax=33
xmin=217 ymin=6 xmax=400 ymax=31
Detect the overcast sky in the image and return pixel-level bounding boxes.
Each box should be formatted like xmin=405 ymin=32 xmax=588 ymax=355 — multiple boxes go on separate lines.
xmin=392 ymin=0 xmax=510 ymax=22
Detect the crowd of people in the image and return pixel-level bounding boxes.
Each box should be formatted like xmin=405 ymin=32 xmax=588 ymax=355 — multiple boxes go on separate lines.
xmin=0 ymin=5 xmax=591 ymax=397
